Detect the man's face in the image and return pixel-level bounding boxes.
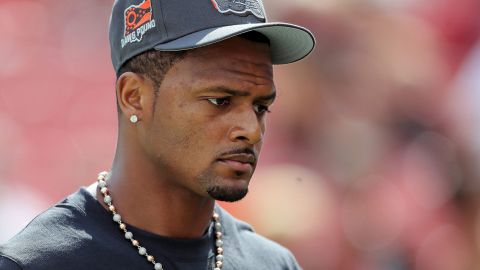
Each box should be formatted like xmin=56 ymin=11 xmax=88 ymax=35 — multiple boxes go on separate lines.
xmin=139 ymin=37 xmax=275 ymax=202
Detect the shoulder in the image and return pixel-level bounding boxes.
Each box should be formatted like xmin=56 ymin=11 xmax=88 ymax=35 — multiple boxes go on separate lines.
xmin=217 ymin=206 xmax=302 ymax=270
xmin=0 ymin=255 xmax=22 ymax=270
xmin=0 ymin=188 xmax=110 ymax=270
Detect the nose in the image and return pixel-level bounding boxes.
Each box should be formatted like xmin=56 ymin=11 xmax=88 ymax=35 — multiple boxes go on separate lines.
xmin=228 ymin=108 xmax=264 ymax=145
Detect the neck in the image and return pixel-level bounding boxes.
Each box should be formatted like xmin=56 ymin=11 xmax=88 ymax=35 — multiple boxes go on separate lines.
xmin=96 ymin=148 xmax=215 ymax=238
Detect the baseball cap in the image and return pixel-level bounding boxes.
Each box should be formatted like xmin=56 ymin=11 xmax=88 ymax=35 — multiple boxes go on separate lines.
xmin=109 ymin=0 xmax=316 ymax=73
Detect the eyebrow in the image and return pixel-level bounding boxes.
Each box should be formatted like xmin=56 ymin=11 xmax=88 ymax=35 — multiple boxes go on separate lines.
xmin=200 ymin=86 xmax=276 ymax=102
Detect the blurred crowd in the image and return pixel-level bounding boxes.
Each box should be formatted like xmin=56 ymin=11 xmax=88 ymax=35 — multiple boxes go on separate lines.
xmin=1 ymin=0 xmax=480 ymax=269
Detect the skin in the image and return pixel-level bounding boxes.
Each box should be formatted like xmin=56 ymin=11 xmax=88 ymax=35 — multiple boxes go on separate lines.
xmin=95 ymin=37 xmax=275 ymax=238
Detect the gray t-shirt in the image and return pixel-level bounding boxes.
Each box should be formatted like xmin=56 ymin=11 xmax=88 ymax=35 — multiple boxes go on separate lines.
xmin=0 ymin=188 xmax=301 ymax=270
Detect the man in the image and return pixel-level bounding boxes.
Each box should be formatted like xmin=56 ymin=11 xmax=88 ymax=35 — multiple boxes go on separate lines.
xmin=0 ymin=0 xmax=314 ymax=269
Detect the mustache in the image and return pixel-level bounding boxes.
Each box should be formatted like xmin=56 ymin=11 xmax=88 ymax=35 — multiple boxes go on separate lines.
xmin=217 ymin=147 xmax=257 ymax=159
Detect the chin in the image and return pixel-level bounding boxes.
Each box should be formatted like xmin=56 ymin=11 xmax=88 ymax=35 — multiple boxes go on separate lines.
xmin=207 ymin=184 xmax=249 ymax=202
xmin=197 ymin=166 xmax=252 ymax=201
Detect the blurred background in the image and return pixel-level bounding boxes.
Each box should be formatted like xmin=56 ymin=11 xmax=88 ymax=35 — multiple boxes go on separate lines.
xmin=1 ymin=0 xmax=480 ymax=269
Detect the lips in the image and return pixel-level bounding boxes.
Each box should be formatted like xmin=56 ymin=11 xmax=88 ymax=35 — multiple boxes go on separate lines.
xmin=219 ymin=153 xmax=255 ymax=164
xmin=217 ymin=153 xmax=256 ymax=172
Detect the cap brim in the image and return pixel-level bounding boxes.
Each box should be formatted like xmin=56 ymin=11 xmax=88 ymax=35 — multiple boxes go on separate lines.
xmin=153 ymin=23 xmax=315 ymax=64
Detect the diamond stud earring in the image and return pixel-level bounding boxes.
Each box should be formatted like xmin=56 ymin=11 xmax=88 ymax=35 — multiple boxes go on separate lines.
xmin=130 ymin=115 xmax=138 ymax=124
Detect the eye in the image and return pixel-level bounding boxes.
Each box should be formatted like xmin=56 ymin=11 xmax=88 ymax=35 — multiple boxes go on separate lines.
xmin=254 ymin=104 xmax=271 ymax=115
xmin=207 ymin=97 xmax=231 ymax=106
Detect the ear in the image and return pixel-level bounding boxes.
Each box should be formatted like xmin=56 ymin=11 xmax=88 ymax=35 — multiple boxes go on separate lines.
xmin=116 ymin=72 xmax=151 ymax=121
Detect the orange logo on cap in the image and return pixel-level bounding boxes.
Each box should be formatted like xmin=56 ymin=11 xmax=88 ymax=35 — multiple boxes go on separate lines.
xmin=125 ymin=0 xmax=152 ymax=35
xmin=121 ymin=0 xmax=156 ymax=48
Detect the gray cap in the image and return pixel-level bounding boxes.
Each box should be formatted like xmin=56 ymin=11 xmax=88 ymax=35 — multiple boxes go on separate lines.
xmin=109 ymin=0 xmax=315 ymax=73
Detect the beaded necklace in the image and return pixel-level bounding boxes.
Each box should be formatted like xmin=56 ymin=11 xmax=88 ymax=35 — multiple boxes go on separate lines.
xmin=96 ymin=171 xmax=225 ymax=270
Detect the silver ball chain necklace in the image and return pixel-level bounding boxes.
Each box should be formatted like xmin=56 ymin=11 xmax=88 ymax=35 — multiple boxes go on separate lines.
xmin=96 ymin=171 xmax=225 ymax=270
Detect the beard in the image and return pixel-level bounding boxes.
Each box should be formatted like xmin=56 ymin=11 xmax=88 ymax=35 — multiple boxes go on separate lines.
xmin=206 ymin=185 xmax=249 ymax=202
xmin=197 ymin=166 xmax=251 ymax=202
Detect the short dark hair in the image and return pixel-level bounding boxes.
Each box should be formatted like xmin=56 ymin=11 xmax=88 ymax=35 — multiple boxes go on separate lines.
xmin=116 ymin=50 xmax=187 ymax=115
xmin=117 ymin=50 xmax=187 ymax=95
xmin=115 ymin=32 xmax=270 ymax=114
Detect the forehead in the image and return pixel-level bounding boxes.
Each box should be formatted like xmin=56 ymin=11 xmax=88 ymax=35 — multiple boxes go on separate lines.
xmin=180 ymin=37 xmax=273 ymax=84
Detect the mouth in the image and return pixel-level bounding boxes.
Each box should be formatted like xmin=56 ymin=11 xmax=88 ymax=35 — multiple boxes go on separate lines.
xmin=217 ymin=153 xmax=256 ymax=173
